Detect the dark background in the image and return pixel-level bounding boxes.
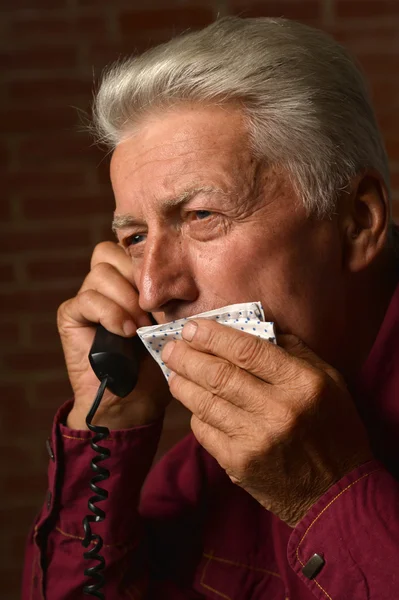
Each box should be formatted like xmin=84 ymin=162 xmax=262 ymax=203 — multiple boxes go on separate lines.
xmin=1 ymin=0 xmax=399 ymax=597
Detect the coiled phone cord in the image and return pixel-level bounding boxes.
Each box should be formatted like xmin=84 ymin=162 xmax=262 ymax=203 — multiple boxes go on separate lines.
xmin=82 ymin=376 xmax=110 ymax=599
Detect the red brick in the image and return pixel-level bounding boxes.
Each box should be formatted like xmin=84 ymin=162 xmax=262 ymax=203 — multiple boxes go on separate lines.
xmin=3 ymin=350 xmax=65 ymax=371
xmin=0 ymin=506 xmax=41 ymax=531
xmin=17 ymin=133 xmax=97 ymax=167
xmin=0 ymin=195 xmax=10 ymax=220
xmin=1 ymin=46 xmax=77 ymax=71
xmin=378 ymin=110 xmax=399 ymax=134
xmin=119 ymin=7 xmax=215 ymax=36
xmin=93 ymin=221 xmax=116 ymax=244
xmin=4 ymin=170 xmax=86 ymax=193
xmin=4 ymin=473 xmax=48 ymax=497
xmin=0 ymin=567 xmax=23 ymax=598
xmin=2 ymin=0 xmax=66 ymax=7
xmin=29 ymin=320 xmax=61 ymax=347
xmin=10 ymin=15 xmax=106 ymax=40
xmin=87 ymin=41 xmax=156 ymax=69
xmin=370 ymin=81 xmax=399 ymax=113
xmin=1 ymin=286 xmax=78 ymax=314
xmin=0 ymin=320 xmax=20 ymax=343
xmin=230 ymin=0 xmax=321 ymax=21
xmin=21 ymin=193 xmax=114 ymax=219
xmin=0 ymin=262 xmax=15 ymax=284
xmin=390 ymin=171 xmax=399 ymax=190
xmin=0 ymin=383 xmax=27 ymax=404
xmin=8 ymin=78 xmax=92 ymax=104
xmin=34 ymin=378 xmax=73 ymax=405
xmin=78 ymin=0 xmax=170 ymax=4
xmin=0 ymin=140 xmax=8 ymax=166
xmin=385 ymin=138 xmax=399 ymax=161
xmin=27 ymin=256 xmax=88 ymax=282
xmin=332 ymin=26 xmax=399 ymax=49
xmin=336 ymin=0 xmax=399 ymax=19
xmin=358 ymin=54 xmax=399 ymax=77
xmin=0 ymin=106 xmax=78 ymax=134
xmin=0 ymin=226 xmax=91 ymax=254
xmin=0 ymin=445 xmax=40 ymax=476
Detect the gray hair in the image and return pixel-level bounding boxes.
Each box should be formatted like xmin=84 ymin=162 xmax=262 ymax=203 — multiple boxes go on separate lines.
xmin=93 ymin=16 xmax=391 ymax=221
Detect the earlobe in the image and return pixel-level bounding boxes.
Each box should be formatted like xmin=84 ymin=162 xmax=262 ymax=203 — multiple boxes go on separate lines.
xmin=341 ymin=171 xmax=390 ymax=272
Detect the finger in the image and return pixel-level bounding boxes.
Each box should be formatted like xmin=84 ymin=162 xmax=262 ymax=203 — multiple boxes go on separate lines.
xmin=79 ymin=262 xmax=149 ymax=327
xmin=169 ymin=372 xmax=247 ymax=433
xmin=60 ymin=289 xmax=137 ymax=337
xmin=190 ymin=414 xmax=231 ymax=468
xmin=90 ymin=241 xmax=133 ymax=281
xmin=180 ymin=319 xmax=300 ymax=385
xmin=88 ymin=241 xmax=153 ymax=327
xmin=163 ymin=340 xmax=270 ymax=411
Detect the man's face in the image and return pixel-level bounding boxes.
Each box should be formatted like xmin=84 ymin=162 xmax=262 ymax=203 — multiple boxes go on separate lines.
xmin=111 ymin=103 xmax=346 ymax=364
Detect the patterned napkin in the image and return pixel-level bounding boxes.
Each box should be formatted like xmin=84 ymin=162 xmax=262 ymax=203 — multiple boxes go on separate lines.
xmin=137 ymin=301 xmax=276 ymax=380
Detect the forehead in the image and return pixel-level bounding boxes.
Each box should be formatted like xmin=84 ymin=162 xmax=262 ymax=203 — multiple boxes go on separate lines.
xmin=110 ymin=104 xmax=254 ymax=211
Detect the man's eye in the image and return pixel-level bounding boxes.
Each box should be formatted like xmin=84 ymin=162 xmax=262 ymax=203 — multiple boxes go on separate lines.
xmin=126 ymin=234 xmax=146 ymax=246
xmin=192 ymin=210 xmax=213 ymax=220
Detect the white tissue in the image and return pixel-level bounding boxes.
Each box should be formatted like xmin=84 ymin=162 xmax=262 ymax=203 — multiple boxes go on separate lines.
xmin=137 ymin=301 xmax=276 ymax=380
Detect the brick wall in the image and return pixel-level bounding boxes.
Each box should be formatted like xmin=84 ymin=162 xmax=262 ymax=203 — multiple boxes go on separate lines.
xmin=1 ymin=0 xmax=399 ymax=597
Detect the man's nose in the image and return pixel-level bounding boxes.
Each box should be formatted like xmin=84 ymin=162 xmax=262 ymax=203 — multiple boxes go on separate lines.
xmin=138 ymin=233 xmax=198 ymax=313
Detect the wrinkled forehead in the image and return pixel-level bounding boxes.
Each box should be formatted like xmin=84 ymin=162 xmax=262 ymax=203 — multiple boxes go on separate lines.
xmin=110 ymin=104 xmax=255 ymax=209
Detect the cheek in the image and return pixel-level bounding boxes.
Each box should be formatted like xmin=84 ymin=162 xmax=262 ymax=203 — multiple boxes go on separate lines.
xmin=190 ymin=237 xmax=271 ymax=300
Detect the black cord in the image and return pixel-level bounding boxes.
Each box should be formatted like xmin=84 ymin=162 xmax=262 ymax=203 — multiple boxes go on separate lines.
xmin=82 ymin=377 xmax=110 ymax=599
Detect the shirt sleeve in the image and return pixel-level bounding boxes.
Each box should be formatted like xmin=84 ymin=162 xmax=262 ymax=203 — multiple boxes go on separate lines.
xmin=287 ymin=459 xmax=399 ymax=600
xmin=22 ymin=398 xmax=205 ymax=599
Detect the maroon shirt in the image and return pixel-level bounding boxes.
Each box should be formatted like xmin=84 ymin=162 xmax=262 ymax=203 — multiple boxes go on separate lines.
xmin=23 ymin=282 xmax=399 ymax=599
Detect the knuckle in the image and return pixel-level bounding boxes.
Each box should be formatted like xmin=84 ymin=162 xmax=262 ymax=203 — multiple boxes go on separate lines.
xmin=195 ymin=391 xmax=215 ymax=422
xmin=233 ymin=334 xmax=263 ymax=370
xmin=77 ymin=288 xmax=96 ymax=305
xmin=207 ymin=360 xmax=233 ymax=394
xmin=57 ymin=299 xmax=70 ymax=329
xmin=168 ymin=373 xmax=182 ymax=397
xmin=285 ymin=333 xmax=302 ymax=348
xmin=226 ymin=457 xmax=250 ymax=486
xmin=307 ymin=370 xmax=328 ymax=398
xmin=91 ymin=241 xmax=116 ymax=268
xmin=90 ymin=260 xmax=115 ymax=278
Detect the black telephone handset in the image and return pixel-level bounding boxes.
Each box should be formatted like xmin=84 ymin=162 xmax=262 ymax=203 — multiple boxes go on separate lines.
xmin=88 ymin=324 xmax=140 ymax=398
xmin=83 ymin=325 xmax=142 ymax=598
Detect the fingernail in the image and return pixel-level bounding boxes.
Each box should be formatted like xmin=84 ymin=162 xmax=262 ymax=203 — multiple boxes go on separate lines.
xmin=123 ymin=320 xmax=136 ymax=336
xmin=162 ymin=341 xmax=175 ymax=362
xmin=182 ymin=321 xmax=197 ymax=342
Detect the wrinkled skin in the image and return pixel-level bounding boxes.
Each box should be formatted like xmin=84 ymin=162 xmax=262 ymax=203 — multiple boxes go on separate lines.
xmin=58 ymin=102 xmax=395 ymax=524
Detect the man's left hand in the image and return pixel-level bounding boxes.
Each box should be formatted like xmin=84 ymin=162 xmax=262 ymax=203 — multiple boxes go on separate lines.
xmin=162 ymin=318 xmax=373 ymax=527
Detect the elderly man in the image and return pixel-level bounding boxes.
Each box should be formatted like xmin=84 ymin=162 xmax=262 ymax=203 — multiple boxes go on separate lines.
xmin=23 ymin=16 xmax=399 ymax=600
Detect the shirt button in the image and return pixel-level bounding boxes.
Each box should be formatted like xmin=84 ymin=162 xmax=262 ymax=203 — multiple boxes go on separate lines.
xmin=302 ymin=553 xmax=325 ymax=579
xmin=46 ymin=438 xmax=54 ymax=461
xmin=46 ymin=490 xmax=52 ymax=510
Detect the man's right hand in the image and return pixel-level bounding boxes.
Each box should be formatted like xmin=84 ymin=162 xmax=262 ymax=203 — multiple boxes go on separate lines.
xmin=57 ymin=241 xmax=172 ymax=430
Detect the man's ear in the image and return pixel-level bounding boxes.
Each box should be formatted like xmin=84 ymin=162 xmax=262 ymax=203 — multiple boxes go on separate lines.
xmin=339 ymin=170 xmax=391 ymax=272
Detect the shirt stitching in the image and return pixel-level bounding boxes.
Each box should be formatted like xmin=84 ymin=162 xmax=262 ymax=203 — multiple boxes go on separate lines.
xmin=61 ymin=434 xmax=114 ymax=442
xmin=55 ymin=525 xmax=136 ymax=549
xmin=200 ymin=550 xmax=232 ymax=600
xmin=202 ymin=551 xmax=281 ymax=579
xmin=295 ymin=468 xmax=381 ymax=600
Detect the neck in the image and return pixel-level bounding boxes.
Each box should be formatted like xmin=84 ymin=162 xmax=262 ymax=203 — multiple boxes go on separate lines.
xmin=339 ymin=250 xmax=398 ymax=388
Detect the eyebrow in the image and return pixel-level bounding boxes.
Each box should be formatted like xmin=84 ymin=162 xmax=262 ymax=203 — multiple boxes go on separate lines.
xmin=112 ymin=185 xmax=227 ymax=233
